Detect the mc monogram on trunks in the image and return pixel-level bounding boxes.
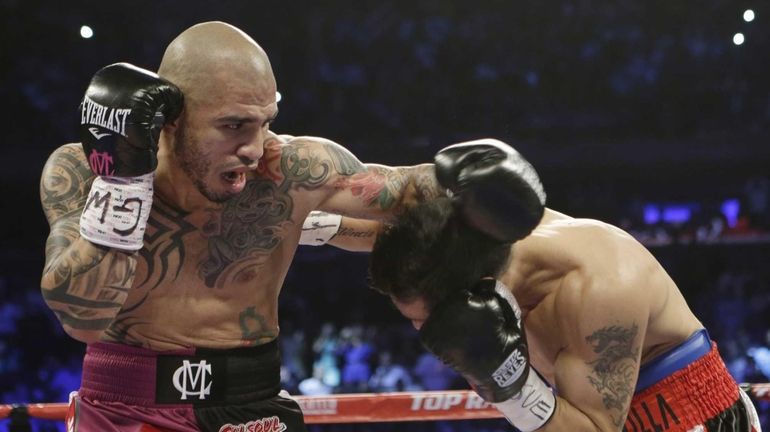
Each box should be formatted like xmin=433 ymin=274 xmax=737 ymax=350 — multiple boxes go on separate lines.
xmin=172 ymin=359 xmax=213 ymax=400
xmin=155 ymin=355 xmax=226 ymax=404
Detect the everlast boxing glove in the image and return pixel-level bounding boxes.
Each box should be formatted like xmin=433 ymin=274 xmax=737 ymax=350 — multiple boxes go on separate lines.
xmin=79 ymin=63 xmax=183 ymax=250
xmin=434 ymin=139 xmax=546 ymax=242
xmin=419 ymin=279 xmax=555 ymax=432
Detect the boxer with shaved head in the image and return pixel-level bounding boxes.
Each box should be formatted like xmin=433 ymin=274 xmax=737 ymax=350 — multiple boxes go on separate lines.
xmin=40 ymin=21 xmax=440 ymax=431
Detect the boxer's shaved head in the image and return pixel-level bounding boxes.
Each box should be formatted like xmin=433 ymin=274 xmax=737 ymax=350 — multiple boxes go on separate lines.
xmin=158 ymin=21 xmax=276 ymax=107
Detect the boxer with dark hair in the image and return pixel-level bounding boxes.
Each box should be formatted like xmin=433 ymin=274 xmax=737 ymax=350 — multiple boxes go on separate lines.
xmin=39 ymin=21 xmax=441 ymax=431
xmin=365 ymin=140 xmax=761 ymax=431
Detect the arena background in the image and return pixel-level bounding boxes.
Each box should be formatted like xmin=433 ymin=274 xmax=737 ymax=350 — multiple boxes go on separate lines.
xmin=1 ymin=1 xmax=769 ymax=430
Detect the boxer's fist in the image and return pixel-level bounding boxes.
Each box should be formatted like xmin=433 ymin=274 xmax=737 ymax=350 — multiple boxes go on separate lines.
xmin=419 ymin=279 xmax=530 ymax=402
xmin=80 ymin=63 xmax=183 ymax=177
xmin=434 ymin=139 xmax=545 ymax=243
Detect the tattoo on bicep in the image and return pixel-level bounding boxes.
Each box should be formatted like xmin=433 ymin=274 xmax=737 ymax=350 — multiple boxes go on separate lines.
xmin=323 ymin=142 xmax=366 ymax=175
xmin=279 ymin=143 xmax=331 ymax=189
xmin=41 ymin=146 xmax=94 ymax=222
xmin=332 ymin=168 xmax=397 ymax=210
xmin=585 ymin=323 xmax=639 ymax=427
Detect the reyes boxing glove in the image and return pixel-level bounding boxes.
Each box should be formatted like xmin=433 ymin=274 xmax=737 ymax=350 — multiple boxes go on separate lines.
xmin=419 ymin=279 xmax=555 ymax=431
xmin=79 ymin=63 xmax=183 ymax=250
xmin=434 ymin=139 xmax=546 ymax=243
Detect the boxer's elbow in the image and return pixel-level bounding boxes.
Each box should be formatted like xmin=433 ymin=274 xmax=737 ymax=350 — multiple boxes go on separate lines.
xmin=40 ymin=286 xmax=115 ymax=343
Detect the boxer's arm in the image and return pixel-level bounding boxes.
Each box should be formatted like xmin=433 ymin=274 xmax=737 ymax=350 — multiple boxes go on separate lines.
xmin=537 ymin=271 xmax=648 ymax=432
xmin=326 ymin=217 xmax=382 ymax=252
xmin=266 ymin=136 xmax=443 ymax=220
xmin=39 ymin=144 xmax=137 ymax=343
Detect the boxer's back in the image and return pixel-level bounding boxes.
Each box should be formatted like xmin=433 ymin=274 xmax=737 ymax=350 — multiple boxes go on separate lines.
xmin=504 ymin=209 xmax=703 ymax=377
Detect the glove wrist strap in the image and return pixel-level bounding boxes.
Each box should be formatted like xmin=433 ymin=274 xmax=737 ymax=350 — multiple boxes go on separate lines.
xmin=79 ymin=173 xmax=154 ymax=251
xmin=299 ymin=211 xmax=342 ymax=246
xmin=493 ymin=368 xmax=556 ymax=432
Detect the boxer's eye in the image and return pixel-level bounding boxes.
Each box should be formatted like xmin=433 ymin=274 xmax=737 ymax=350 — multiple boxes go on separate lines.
xmin=225 ymin=123 xmax=242 ymax=130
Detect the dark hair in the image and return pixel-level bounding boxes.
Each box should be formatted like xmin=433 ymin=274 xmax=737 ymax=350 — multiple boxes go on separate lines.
xmin=368 ymin=198 xmax=512 ymax=309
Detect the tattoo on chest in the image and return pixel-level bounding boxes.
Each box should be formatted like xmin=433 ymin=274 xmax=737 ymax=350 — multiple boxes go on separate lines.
xmin=200 ymin=180 xmax=292 ymax=288
xmin=585 ymin=324 xmax=639 ymax=427
xmin=138 ymin=200 xmax=195 ymax=290
xmin=198 ymin=144 xmax=358 ymax=288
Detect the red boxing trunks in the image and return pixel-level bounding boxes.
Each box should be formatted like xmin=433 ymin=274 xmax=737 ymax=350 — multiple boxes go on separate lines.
xmin=625 ymin=329 xmax=761 ymax=432
xmin=66 ymin=340 xmax=307 ymax=431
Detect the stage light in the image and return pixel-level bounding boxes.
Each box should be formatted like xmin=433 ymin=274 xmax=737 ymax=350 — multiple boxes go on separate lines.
xmin=80 ymin=25 xmax=94 ymax=39
xmin=733 ymin=32 xmax=745 ymax=45
xmin=743 ymin=9 xmax=755 ymax=22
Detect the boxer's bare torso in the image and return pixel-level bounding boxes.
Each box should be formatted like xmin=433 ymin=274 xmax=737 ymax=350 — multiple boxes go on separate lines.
xmin=41 ymin=133 xmax=434 ymax=351
xmin=393 ymin=208 xmax=703 ymax=427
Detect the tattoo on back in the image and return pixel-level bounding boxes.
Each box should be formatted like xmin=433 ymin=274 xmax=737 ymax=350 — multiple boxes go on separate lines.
xmin=585 ymin=324 xmax=639 ymax=427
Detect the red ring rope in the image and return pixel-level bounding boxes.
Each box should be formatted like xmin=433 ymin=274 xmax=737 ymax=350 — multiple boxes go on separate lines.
xmin=1 ymin=384 xmax=768 ymax=424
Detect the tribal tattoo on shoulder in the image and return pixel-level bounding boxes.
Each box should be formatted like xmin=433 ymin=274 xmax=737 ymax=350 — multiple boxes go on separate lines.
xmin=41 ymin=145 xmax=136 ymax=332
xmin=41 ymin=145 xmax=94 ymax=223
xmin=585 ymin=323 xmax=640 ymax=428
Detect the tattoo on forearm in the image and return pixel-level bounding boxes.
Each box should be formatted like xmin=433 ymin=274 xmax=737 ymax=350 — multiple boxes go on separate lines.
xmin=336 ymin=227 xmax=376 ymax=238
xmin=585 ymin=324 xmax=639 ymax=427
xmin=42 ymin=246 xmax=136 ymax=331
xmin=333 ymin=169 xmax=395 ymax=209
xmin=41 ymin=145 xmax=137 ymax=332
xmin=409 ymin=165 xmax=443 ymax=201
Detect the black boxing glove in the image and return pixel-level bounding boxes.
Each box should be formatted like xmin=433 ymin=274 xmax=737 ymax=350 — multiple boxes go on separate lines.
xmin=80 ymin=62 xmax=183 ymax=177
xmin=79 ymin=63 xmax=183 ymax=250
xmin=434 ymin=139 xmax=546 ymax=243
xmin=419 ymin=279 xmax=555 ymax=431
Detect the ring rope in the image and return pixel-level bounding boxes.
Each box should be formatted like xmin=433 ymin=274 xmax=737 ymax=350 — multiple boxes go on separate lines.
xmin=1 ymin=384 xmax=768 ymax=424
